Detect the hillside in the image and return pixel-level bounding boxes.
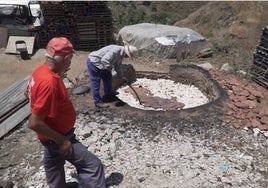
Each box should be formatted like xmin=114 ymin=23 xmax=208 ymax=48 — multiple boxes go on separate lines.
xmin=175 ymin=1 xmax=268 ymax=72
xmin=109 ymin=1 xmax=268 ymax=73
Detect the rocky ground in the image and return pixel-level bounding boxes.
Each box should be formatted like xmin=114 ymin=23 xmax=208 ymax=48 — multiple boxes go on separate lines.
xmin=0 ymin=54 xmax=268 ymax=187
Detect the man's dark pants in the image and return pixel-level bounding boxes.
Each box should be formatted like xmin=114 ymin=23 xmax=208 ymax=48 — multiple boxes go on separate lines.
xmin=86 ymin=59 xmax=112 ymax=104
xmin=42 ymin=135 xmax=106 ymax=188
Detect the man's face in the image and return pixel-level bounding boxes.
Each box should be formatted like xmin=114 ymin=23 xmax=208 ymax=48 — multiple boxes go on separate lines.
xmin=61 ymin=54 xmax=73 ymax=74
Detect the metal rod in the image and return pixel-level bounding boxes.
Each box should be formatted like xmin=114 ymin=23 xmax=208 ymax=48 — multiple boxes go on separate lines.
xmin=127 ymin=84 xmax=142 ymax=105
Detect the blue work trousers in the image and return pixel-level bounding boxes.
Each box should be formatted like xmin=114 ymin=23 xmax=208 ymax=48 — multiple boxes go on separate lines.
xmin=86 ymin=59 xmax=112 ymax=104
xmin=42 ymin=134 xmax=106 ymax=188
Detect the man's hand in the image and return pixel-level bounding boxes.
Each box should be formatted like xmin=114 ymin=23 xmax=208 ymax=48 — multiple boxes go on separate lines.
xmin=122 ymin=77 xmax=128 ymax=85
xmin=59 ymin=139 xmax=73 ymax=156
xmin=28 ymin=114 xmax=74 ymax=156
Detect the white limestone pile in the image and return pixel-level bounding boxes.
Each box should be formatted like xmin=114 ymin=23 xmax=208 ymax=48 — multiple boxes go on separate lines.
xmin=117 ymin=78 xmax=209 ymax=110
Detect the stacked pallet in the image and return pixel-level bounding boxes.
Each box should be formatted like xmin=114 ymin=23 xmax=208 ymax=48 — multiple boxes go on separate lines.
xmin=250 ymin=26 xmax=268 ymax=89
xmin=39 ymin=1 xmax=113 ymax=51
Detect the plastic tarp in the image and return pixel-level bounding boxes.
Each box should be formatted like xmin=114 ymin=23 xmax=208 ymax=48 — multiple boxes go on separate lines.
xmin=117 ymin=23 xmax=208 ymax=59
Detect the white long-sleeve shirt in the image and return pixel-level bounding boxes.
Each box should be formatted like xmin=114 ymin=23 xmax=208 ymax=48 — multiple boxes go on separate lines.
xmin=88 ymin=45 xmax=124 ymax=78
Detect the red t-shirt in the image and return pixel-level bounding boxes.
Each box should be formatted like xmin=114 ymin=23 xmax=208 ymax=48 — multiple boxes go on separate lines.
xmin=27 ymin=64 xmax=76 ymax=142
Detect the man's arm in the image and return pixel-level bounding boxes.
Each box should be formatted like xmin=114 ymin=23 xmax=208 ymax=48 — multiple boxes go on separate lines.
xmin=28 ymin=114 xmax=73 ymax=156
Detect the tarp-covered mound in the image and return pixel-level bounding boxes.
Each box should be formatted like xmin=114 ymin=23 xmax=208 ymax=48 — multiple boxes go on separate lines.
xmin=117 ymin=23 xmax=208 ymax=60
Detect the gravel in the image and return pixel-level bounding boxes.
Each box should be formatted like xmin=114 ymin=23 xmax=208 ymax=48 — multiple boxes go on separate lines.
xmin=1 ymin=77 xmax=268 ymax=188
xmin=1 ymin=108 xmax=268 ymax=188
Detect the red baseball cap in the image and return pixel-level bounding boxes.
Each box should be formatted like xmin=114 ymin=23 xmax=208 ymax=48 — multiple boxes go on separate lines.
xmin=46 ymin=37 xmax=77 ymax=57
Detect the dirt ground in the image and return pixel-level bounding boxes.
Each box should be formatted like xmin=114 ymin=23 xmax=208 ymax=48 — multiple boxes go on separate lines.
xmin=0 ymin=48 xmax=177 ymax=92
xmin=0 ymin=48 xmax=90 ymax=92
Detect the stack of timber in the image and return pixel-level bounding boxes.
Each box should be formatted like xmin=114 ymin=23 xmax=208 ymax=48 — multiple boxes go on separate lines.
xmin=0 ymin=77 xmax=30 ymax=138
xmin=39 ymin=1 xmax=113 ymax=51
xmin=250 ymin=26 xmax=268 ymax=89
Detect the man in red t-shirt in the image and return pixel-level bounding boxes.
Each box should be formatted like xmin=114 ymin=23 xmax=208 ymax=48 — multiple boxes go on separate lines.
xmin=26 ymin=37 xmax=106 ymax=188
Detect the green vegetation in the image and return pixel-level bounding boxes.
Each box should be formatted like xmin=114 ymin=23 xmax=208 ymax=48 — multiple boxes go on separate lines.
xmin=108 ymin=1 xmax=185 ymax=32
xmin=108 ymin=1 xmax=266 ymax=74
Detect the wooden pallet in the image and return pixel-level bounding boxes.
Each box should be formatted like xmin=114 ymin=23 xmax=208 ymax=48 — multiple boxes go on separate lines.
xmin=39 ymin=1 xmax=113 ymax=51
xmin=250 ymin=26 xmax=268 ymax=89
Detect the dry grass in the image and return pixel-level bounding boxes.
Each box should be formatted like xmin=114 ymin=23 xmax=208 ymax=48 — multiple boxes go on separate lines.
xmin=174 ymin=2 xmax=268 ymax=72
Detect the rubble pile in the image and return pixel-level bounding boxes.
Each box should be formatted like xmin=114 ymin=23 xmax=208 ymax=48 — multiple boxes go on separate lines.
xmin=1 ymin=108 xmax=268 ymax=188
xmin=211 ymin=70 xmax=268 ymax=130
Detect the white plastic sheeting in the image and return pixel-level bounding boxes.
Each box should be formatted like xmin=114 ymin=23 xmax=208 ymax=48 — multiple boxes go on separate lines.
xmin=117 ymin=23 xmax=208 ymax=59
